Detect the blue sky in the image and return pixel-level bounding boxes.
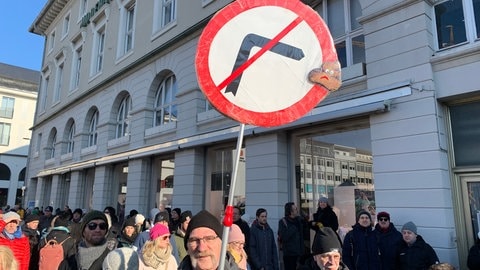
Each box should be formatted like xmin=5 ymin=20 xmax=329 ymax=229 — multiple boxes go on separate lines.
xmin=0 ymin=1 xmax=47 ymax=71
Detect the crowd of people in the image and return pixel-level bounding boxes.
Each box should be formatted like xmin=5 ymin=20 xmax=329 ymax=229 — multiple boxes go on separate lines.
xmin=0 ymin=199 xmax=474 ymax=270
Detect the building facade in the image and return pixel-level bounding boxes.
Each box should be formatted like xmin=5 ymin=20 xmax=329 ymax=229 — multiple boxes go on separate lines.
xmin=0 ymin=63 xmax=39 ymax=208
xmin=27 ymin=0 xmax=480 ymax=268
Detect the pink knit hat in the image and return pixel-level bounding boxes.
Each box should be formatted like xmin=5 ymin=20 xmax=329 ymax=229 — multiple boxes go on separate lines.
xmin=228 ymin=224 xmax=245 ymax=243
xmin=150 ymin=224 xmax=170 ymax=240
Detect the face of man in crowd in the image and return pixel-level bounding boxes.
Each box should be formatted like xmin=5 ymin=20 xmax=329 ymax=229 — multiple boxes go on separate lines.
xmin=83 ymin=219 xmax=108 ymax=247
xmin=233 ymin=208 xmax=241 ymax=222
xmin=314 ymin=251 xmax=341 ymax=270
xmin=187 ymin=227 xmax=222 ymax=270
xmin=402 ymin=230 xmax=416 ymax=245
xmin=257 ymin=211 xmax=267 ymax=225
xmin=4 ymin=220 xmax=19 ymax=234
xmin=172 ymin=211 xmax=180 ymax=221
xmin=27 ymin=220 xmax=39 ymax=230
xmin=73 ymin=212 xmax=81 ymax=221
xmin=44 ymin=208 xmax=52 ymax=217
xmin=378 ymin=216 xmax=390 ymax=229
xmin=358 ymin=214 xmax=371 ymax=227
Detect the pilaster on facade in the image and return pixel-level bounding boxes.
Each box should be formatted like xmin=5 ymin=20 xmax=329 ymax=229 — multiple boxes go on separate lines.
xmin=125 ymin=158 xmax=152 ymax=214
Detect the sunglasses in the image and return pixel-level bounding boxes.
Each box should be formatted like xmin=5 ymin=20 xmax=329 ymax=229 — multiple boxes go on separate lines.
xmin=379 ymin=218 xmax=389 ymax=222
xmin=87 ymin=222 xmax=108 ymax=231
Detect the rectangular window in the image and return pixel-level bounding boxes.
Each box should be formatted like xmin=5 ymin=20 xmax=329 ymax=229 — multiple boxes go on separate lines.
xmin=0 ymin=97 xmax=15 ymax=118
xmin=40 ymin=76 xmax=49 ymax=111
xmin=62 ymin=14 xmax=70 ymax=37
xmin=49 ymin=31 xmax=55 ymax=51
xmin=450 ymin=101 xmax=480 ymax=166
xmin=72 ymin=46 xmax=82 ymax=90
xmin=0 ymin=123 xmax=11 ymax=145
xmin=161 ymin=0 xmax=176 ymax=27
xmin=125 ymin=5 xmax=135 ymax=53
xmin=434 ymin=0 xmax=478 ymax=49
xmin=53 ymin=62 xmax=64 ymax=103
xmin=95 ymin=30 xmax=105 ymax=74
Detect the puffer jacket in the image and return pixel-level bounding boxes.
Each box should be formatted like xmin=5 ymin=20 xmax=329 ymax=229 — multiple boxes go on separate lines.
xmin=249 ymin=220 xmax=279 ymax=270
xmin=0 ymin=220 xmax=30 ymax=270
xmin=374 ymin=222 xmax=402 ymax=270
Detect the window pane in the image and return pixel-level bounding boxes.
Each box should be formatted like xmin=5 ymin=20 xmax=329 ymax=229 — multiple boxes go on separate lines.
xmin=352 ymin=35 xmax=366 ymax=64
xmin=474 ymin=0 xmax=480 ymax=38
xmin=327 ymin=0 xmax=345 ymax=38
xmin=434 ymin=0 xmax=467 ymax=49
xmin=335 ymin=41 xmax=347 ymax=68
xmin=450 ymin=101 xmax=480 ymax=166
xmin=350 ymin=0 xmax=362 ymax=31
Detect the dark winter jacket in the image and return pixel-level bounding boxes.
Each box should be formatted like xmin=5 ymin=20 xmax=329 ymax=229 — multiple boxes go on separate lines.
xmin=249 ymin=220 xmax=279 ymax=270
xmin=22 ymin=225 xmax=40 ymax=270
xmin=374 ymin=222 xmax=402 ymax=270
xmin=235 ymin=218 xmax=251 ymax=255
xmin=178 ymin=252 xmax=240 ymax=270
xmin=468 ymin=242 xmax=480 ymax=270
xmin=342 ymin=223 xmax=381 ymax=270
xmin=394 ymin=235 xmax=439 ymax=270
xmin=298 ymin=256 xmax=349 ymax=270
xmin=310 ymin=205 xmax=339 ymax=232
xmin=278 ymin=216 xmax=304 ymax=257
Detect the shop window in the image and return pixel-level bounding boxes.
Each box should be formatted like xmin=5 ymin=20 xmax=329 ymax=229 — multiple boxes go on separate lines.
xmin=450 ymin=100 xmax=480 ymax=166
xmin=207 ymin=147 xmax=246 ymax=219
xmin=295 ymin=123 xmax=374 ymax=244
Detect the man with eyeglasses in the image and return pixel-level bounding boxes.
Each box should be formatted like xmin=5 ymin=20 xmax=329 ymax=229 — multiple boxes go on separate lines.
xmin=374 ymin=211 xmax=402 ymax=270
xmin=65 ymin=210 xmax=118 ymax=269
xmin=0 ymin=211 xmax=30 ymax=270
xmin=299 ymin=227 xmax=348 ymax=270
xmin=178 ymin=210 xmax=240 ymax=270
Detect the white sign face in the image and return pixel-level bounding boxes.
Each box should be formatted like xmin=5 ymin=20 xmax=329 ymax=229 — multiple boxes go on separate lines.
xmin=196 ymin=0 xmax=337 ymax=127
xmin=209 ymin=6 xmax=322 ymax=113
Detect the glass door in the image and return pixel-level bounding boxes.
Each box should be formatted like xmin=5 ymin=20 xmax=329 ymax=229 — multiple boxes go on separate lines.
xmin=461 ymin=174 xmax=480 ymax=249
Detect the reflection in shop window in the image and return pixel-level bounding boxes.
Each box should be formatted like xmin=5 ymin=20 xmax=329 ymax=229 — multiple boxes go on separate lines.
xmin=296 ymin=126 xmax=374 ymax=244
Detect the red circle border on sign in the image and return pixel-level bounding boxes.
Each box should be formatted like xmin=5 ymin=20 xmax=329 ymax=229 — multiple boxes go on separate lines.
xmin=195 ymin=0 xmax=337 ymax=127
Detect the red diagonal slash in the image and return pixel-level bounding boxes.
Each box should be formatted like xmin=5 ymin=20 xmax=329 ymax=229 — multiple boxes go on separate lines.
xmin=216 ymin=16 xmax=303 ymax=91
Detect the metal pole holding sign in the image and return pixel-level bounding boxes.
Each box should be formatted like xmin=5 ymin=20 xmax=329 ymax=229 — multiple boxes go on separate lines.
xmin=219 ymin=123 xmax=245 ymax=269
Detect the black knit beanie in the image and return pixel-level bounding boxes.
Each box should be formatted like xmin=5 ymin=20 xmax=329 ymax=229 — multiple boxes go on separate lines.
xmin=24 ymin=214 xmax=40 ymax=224
xmin=184 ymin=210 xmax=222 ymax=249
xmin=81 ymin=210 xmax=108 ymax=232
xmin=356 ymin=210 xmax=372 ymax=223
xmin=312 ymin=227 xmax=342 ymax=255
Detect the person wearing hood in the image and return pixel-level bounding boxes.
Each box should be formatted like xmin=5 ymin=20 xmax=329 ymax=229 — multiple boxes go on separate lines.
xmin=22 ymin=214 xmax=41 ymax=270
xmin=374 ymin=211 xmax=402 ymax=270
xmin=342 ymin=210 xmax=381 ymax=270
xmin=299 ymin=227 xmax=348 ymax=270
xmin=395 ymin=221 xmax=439 ymax=270
xmin=249 ymin=208 xmax=279 ymax=270
xmin=117 ymin=216 xmax=138 ymax=247
xmin=0 ymin=211 xmax=30 ymax=270
xmin=309 ymin=197 xmax=339 ymax=233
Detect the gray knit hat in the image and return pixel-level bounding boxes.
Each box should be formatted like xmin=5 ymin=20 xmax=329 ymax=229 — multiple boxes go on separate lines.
xmin=401 ymin=221 xmax=417 ymax=234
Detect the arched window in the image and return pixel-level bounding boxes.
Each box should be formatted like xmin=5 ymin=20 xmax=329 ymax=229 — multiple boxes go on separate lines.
xmin=0 ymin=163 xmax=11 ymax=180
xmin=88 ymin=110 xmax=99 ymax=146
xmin=66 ymin=122 xmax=75 ymax=153
xmin=154 ymin=73 xmax=177 ymax=126
xmin=116 ymin=95 xmax=131 ymax=138
xmin=18 ymin=168 xmax=26 ymax=182
xmin=48 ymin=129 xmax=57 ymax=159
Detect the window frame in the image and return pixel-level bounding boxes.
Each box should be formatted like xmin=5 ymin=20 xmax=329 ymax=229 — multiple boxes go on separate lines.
xmin=153 ymin=73 xmax=177 ymax=127
xmin=0 ymin=97 xmax=15 ymax=119
xmin=88 ymin=110 xmax=99 ymax=147
xmin=66 ymin=123 xmax=75 ymax=154
xmin=0 ymin=123 xmax=11 ymax=146
xmin=116 ymin=96 xmax=132 ymax=138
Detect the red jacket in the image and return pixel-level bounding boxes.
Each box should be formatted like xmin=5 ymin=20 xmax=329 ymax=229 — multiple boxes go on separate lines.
xmin=0 ymin=220 xmax=31 ymax=270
